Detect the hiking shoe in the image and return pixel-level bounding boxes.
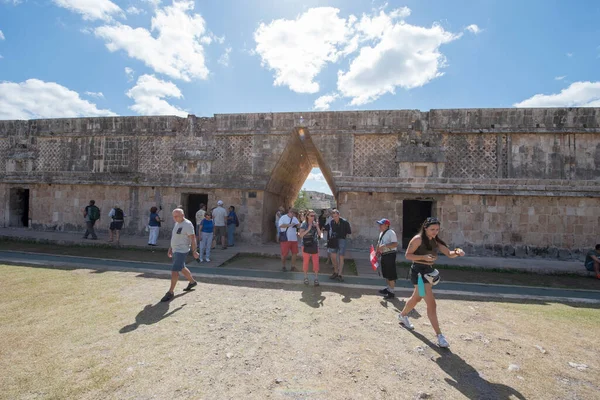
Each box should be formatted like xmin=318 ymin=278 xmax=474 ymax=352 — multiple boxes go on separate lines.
xmin=304 ymin=277 xmax=309 ymax=285
xmin=160 ymin=291 xmax=174 ymax=302
xmin=291 ymin=266 xmax=298 ymax=272
xmin=205 ymin=258 xmax=210 ymax=262
xmin=183 ymin=281 xmax=197 ymax=292
xmin=378 ymin=288 xmax=390 ymax=295
xmin=437 ymin=334 xmax=450 ymax=348
xmin=314 ymin=279 xmax=320 ymax=287
xmin=384 ymin=291 xmax=395 ymax=299
xmin=329 ymin=272 xmax=338 ymax=280
xmin=398 ymin=314 xmax=414 ymax=330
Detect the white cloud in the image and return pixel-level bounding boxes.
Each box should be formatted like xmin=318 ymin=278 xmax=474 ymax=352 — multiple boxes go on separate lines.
xmin=0 ymin=30 xmax=5 ymax=40
xmin=254 ymin=7 xmax=461 ymax=105
xmin=126 ymin=6 xmax=144 ymax=15
xmin=52 ymin=0 xmax=124 ymax=21
xmin=465 ymin=24 xmax=481 ymax=34
xmin=313 ymin=93 xmax=339 ymax=111
xmin=218 ymin=47 xmax=232 ymax=67
xmin=126 ymin=74 xmax=188 ymax=117
xmin=554 ymin=76 xmax=566 ymax=81
xmin=95 ymin=0 xmax=212 ymax=82
xmin=306 ymin=172 xmax=325 ymax=181
xmin=566 ymin=52 xmax=573 ymax=58
xmin=337 ymin=12 xmax=460 ymax=105
xmin=514 ymin=81 xmax=600 ymax=108
xmin=254 ymin=7 xmax=355 ymax=94
xmin=125 ymin=67 xmax=135 ymax=82
xmin=84 ymin=91 xmax=104 ymax=98
xmin=0 ymin=79 xmax=117 ymax=119
xmin=143 ymin=0 xmax=161 ymax=8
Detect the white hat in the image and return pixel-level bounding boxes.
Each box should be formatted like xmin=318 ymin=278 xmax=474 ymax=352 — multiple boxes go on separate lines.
xmin=217 ymin=200 xmax=223 ymax=205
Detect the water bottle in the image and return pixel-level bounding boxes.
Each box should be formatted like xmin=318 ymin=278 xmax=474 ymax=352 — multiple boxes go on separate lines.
xmin=417 ymin=274 xmax=426 ymax=297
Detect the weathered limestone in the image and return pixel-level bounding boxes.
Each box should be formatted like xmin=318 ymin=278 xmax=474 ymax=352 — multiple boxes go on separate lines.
xmin=0 ymin=108 xmax=599 ymax=259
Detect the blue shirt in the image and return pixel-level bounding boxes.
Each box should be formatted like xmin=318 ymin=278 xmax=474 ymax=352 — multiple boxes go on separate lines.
xmin=148 ymin=212 xmax=160 ymax=227
xmin=200 ymin=219 xmax=214 ymax=233
xmin=227 ymin=211 xmax=237 ymax=225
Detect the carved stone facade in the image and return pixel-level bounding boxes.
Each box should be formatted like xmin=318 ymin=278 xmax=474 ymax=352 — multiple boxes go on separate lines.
xmin=1 ymin=108 xmax=599 ymax=258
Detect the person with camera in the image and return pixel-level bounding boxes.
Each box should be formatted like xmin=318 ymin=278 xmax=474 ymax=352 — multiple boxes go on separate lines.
xmin=278 ymin=207 xmax=300 ymax=272
xmin=298 ymin=209 xmax=322 ymax=286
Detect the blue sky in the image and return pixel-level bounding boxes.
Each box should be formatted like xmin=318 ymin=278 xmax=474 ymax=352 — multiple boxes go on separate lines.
xmin=1 ymin=0 xmax=599 ymax=195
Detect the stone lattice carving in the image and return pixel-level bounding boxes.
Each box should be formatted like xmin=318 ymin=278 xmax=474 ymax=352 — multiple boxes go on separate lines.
xmin=103 ymin=137 xmax=132 ymax=172
xmin=0 ymin=139 xmax=8 ymax=172
xmin=139 ymin=137 xmax=175 ymax=174
xmin=213 ymin=136 xmax=253 ymax=174
xmin=443 ymin=134 xmax=499 ymax=179
xmin=36 ymin=139 xmax=63 ymax=171
xmin=353 ymin=135 xmax=398 ymax=177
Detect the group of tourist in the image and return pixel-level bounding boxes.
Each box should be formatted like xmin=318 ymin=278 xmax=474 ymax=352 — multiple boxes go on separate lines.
xmin=276 ymin=207 xmax=351 ymax=285
xmin=80 ymin=199 xmax=240 ymax=257
xmin=193 ymin=200 xmax=239 ymax=263
xmin=83 ymin=199 xmax=600 ymax=349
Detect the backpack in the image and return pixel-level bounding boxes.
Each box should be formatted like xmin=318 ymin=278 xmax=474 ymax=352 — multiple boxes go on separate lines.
xmin=113 ymin=208 xmax=124 ymax=220
xmin=88 ymin=206 xmax=100 ymax=221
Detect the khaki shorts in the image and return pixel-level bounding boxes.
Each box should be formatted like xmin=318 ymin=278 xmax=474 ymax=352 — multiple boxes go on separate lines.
xmin=214 ymin=225 xmax=226 ymax=238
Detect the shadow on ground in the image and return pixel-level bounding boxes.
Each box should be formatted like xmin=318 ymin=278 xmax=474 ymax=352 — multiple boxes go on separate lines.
xmin=409 ymin=330 xmax=527 ymax=400
xmin=119 ymin=292 xmax=190 ymax=334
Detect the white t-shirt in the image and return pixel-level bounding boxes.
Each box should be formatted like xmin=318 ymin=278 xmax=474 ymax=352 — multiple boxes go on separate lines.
xmin=195 ymin=209 xmax=206 ymax=224
xmin=378 ymin=229 xmax=398 ymax=253
xmin=212 ymin=206 xmax=227 ymax=227
xmin=171 ymin=219 xmax=195 ymax=253
xmin=278 ymin=214 xmax=299 ymax=242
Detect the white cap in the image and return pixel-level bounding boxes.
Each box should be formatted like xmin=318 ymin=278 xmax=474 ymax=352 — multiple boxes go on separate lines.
xmin=217 ymin=200 xmax=223 ymax=205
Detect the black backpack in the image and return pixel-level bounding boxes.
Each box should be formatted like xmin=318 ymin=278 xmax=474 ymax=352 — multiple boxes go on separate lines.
xmin=113 ymin=208 xmax=124 ymax=220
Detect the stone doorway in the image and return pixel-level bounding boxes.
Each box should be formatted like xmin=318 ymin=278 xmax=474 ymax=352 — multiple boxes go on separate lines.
xmin=402 ymin=200 xmax=433 ymax=248
xmin=9 ymin=187 xmax=30 ymax=228
xmin=181 ymin=193 xmax=208 ymax=228
xmin=263 ymin=127 xmax=336 ymax=243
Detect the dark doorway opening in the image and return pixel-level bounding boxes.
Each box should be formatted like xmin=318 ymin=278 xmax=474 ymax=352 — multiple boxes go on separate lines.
xmin=181 ymin=193 xmax=208 ymax=228
xmin=9 ymin=188 xmax=30 ymax=227
xmin=402 ymin=200 xmax=433 ymax=249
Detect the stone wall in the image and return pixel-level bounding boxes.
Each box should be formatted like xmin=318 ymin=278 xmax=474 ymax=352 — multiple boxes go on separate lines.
xmin=339 ymin=191 xmax=600 ymax=258
xmin=4 ymin=183 xmax=262 ymax=242
xmin=1 ymin=108 xmax=599 ymax=257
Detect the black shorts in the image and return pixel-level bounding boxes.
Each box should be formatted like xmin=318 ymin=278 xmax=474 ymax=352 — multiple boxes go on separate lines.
xmin=110 ymin=221 xmax=124 ymax=231
xmin=410 ymin=263 xmax=435 ymax=285
xmin=380 ymin=252 xmax=397 ymax=281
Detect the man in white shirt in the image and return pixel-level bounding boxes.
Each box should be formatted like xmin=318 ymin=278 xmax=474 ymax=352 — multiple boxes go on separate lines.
xmin=278 ymin=207 xmax=300 ymax=271
xmin=212 ymin=200 xmax=228 ymax=250
xmin=161 ymin=208 xmax=199 ymax=302
xmin=375 ymin=218 xmax=399 ymax=299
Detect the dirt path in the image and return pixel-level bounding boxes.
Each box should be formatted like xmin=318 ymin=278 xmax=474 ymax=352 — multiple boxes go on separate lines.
xmin=1 ymin=265 xmax=599 ymax=399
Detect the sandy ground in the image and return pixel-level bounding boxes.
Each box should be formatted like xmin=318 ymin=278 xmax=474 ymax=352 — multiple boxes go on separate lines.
xmin=1 ymin=264 xmax=599 ymax=400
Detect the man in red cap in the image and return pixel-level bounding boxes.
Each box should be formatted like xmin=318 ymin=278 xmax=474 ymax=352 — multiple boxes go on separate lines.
xmin=376 ymin=218 xmax=398 ymax=299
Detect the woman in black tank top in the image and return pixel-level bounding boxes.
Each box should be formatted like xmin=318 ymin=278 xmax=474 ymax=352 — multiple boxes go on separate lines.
xmin=397 ymin=217 xmax=465 ymax=348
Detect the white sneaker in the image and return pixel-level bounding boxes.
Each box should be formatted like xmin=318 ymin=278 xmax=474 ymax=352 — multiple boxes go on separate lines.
xmin=398 ymin=314 xmax=414 ymax=330
xmin=206 ymin=258 xmax=211 ymax=262
xmin=437 ymin=334 xmax=449 ymax=348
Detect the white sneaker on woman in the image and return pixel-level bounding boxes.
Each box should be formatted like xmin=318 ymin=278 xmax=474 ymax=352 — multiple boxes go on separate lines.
xmin=437 ymin=334 xmax=449 ymax=348
xmin=398 ymin=314 xmax=414 ymax=330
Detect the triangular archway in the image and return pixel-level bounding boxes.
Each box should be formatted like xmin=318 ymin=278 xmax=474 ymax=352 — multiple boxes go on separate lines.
xmin=262 ymin=127 xmax=337 ymax=242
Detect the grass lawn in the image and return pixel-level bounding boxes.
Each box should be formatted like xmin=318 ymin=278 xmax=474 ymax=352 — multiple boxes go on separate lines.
xmin=1 ymin=264 xmax=599 ymax=399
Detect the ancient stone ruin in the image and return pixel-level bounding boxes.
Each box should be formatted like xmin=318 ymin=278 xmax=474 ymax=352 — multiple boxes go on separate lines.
xmin=1 ymin=108 xmax=599 ymax=258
